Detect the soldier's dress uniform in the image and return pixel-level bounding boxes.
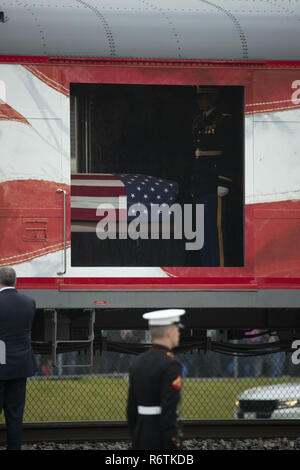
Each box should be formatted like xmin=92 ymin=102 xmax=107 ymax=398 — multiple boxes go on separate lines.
xmin=127 ymin=310 xmax=184 ymax=450
xmin=191 ymin=101 xmax=234 ymax=266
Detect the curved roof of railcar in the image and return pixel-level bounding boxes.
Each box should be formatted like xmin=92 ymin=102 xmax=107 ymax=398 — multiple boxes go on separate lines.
xmin=0 ymin=0 xmax=299 ymax=61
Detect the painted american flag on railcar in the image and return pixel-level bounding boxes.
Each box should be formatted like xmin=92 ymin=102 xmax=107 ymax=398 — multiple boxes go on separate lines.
xmin=71 ymin=173 xmax=179 ymax=221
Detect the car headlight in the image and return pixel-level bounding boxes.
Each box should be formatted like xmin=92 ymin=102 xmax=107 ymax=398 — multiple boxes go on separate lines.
xmin=277 ymin=400 xmax=299 ymax=409
xmin=235 ymin=400 xmax=240 ymax=407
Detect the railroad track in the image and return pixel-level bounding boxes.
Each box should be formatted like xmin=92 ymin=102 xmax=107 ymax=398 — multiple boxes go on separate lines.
xmin=1 ymin=420 xmax=300 ymax=444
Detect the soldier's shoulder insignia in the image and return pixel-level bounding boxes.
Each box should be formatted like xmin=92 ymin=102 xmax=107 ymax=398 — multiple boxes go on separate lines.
xmin=172 ymin=375 xmax=182 ymax=390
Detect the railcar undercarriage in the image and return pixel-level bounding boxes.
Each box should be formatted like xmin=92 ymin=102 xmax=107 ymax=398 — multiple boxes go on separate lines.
xmin=31 ymin=307 xmax=300 ymax=366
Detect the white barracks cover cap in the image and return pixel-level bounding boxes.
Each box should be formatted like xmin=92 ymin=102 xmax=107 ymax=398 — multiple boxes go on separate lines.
xmin=143 ymin=309 xmax=186 ymax=327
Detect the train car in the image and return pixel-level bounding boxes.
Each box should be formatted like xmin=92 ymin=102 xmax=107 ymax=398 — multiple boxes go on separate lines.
xmin=0 ymin=1 xmax=300 ymax=357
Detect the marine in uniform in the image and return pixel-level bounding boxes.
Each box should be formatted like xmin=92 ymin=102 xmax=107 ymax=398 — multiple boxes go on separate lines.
xmin=127 ymin=309 xmax=185 ymax=450
xmin=191 ymin=86 xmax=234 ymax=266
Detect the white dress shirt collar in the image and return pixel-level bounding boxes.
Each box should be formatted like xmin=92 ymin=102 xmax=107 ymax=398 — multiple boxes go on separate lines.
xmin=0 ymin=286 xmax=15 ymax=292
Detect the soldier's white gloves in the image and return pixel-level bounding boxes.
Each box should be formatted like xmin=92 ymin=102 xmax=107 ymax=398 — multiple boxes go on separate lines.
xmin=217 ymin=186 xmax=229 ymax=197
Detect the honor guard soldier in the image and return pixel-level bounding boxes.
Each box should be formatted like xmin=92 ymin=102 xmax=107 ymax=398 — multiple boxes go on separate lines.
xmin=191 ymin=86 xmax=235 ymax=266
xmin=127 ymin=309 xmax=185 ymax=450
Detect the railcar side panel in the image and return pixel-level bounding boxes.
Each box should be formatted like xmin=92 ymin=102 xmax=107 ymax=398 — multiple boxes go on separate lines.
xmin=0 ymin=61 xmax=300 ymax=296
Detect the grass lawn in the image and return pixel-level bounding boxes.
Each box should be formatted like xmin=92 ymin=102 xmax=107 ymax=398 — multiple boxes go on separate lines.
xmin=1 ymin=375 xmax=299 ymax=422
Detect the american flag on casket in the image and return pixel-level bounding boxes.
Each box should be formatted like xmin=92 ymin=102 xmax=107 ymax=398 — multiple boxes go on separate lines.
xmin=71 ymin=174 xmax=179 ymax=221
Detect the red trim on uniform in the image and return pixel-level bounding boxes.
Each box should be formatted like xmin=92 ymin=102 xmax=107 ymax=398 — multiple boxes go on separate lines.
xmin=172 ymin=375 xmax=182 ymax=390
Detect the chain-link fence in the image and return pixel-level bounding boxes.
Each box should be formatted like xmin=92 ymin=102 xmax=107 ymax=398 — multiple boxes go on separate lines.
xmin=1 ymin=329 xmax=300 ymax=423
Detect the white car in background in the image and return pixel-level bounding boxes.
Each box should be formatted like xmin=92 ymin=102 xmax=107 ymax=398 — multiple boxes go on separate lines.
xmin=235 ymin=382 xmax=300 ymax=419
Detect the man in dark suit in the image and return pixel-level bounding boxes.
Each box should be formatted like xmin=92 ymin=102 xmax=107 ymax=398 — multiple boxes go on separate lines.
xmin=127 ymin=309 xmax=185 ymax=450
xmin=0 ymin=266 xmax=37 ymax=450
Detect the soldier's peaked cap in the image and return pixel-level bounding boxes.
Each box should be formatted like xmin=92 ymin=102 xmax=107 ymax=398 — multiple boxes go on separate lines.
xmin=143 ymin=309 xmax=186 ymax=327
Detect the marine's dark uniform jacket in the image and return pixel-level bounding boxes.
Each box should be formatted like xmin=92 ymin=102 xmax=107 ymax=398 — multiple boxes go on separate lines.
xmin=127 ymin=344 xmax=182 ymax=450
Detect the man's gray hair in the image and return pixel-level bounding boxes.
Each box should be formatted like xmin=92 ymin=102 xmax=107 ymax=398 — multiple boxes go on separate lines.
xmin=0 ymin=266 xmax=16 ymax=287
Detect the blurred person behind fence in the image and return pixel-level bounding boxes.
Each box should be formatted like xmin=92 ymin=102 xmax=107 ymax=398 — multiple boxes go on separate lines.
xmin=0 ymin=267 xmax=37 ymax=450
xmin=265 ymin=334 xmax=286 ymax=377
xmin=127 ymin=309 xmax=185 ymax=450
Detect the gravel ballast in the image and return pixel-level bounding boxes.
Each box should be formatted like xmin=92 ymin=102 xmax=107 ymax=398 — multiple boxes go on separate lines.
xmin=1 ymin=438 xmax=299 ymax=450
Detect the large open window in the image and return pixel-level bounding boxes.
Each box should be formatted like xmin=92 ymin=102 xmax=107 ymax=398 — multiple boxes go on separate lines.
xmin=70 ymin=84 xmax=244 ymax=267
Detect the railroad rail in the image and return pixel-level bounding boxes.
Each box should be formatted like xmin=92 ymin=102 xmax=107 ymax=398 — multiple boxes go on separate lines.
xmin=1 ymin=420 xmax=300 ymax=444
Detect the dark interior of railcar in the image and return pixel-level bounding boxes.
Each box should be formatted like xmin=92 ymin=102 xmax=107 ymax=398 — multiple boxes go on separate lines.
xmin=70 ymin=84 xmax=244 ymax=267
